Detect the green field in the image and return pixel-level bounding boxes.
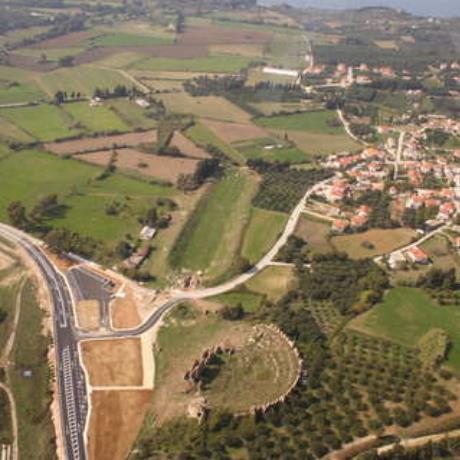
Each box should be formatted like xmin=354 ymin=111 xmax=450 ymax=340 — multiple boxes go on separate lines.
xmin=0 ymin=117 xmax=35 ymax=143
xmin=108 ymin=99 xmax=157 ymax=130
xmin=349 ymin=288 xmax=460 ymax=372
xmin=210 ymin=290 xmax=264 ymax=313
xmin=0 ymin=80 xmax=45 ymax=105
xmin=245 ymin=266 xmax=296 ymax=301
xmin=63 ymin=101 xmax=129 ymax=133
xmin=131 ymin=55 xmax=254 ymax=73
xmin=241 ymin=207 xmax=287 ymax=264
xmin=0 ymin=104 xmax=80 ymax=142
xmin=169 ymin=170 xmax=257 ymax=281
xmin=0 ymin=64 xmax=45 ymax=104
xmin=87 ymin=32 xmax=173 ymax=47
xmin=185 ymin=122 xmax=245 ymax=164
xmin=9 ymin=280 xmax=56 ymax=459
xmin=255 ymin=110 xmax=345 ymax=134
xmin=39 ymin=66 xmax=134 ymax=97
xmin=0 ymin=149 xmax=174 ymax=243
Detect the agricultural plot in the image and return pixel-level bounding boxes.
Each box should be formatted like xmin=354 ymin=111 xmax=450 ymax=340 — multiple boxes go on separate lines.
xmin=283 ymin=130 xmax=362 ymax=156
xmin=185 ymin=122 xmax=245 ymax=164
xmin=255 ymin=110 xmax=361 ymax=156
xmin=107 ymin=99 xmax=157 ymax=130
xmin=0 ymin=149 xmax=174 ymax=243
xmin=39 ymin=65 xmax=135 ymax=97
xmin=256 ymin=110 xmax=345 ymax=133
xmin=202 ymin=119 xmax=268 ymax=144
xmin=0 ymin=78 xmax=45 ymax=104
xmin=331 ymin=228 xmax=418 ymax=259
xmin=0 ymin=117 xmax=35 ymax=143
xmin=78 ymin=148 xmax=199 ymax=184
xmin=241 ymin=207 xmax=288 ymax=264
xmin=245 ymin=266 xmax=296 ymax=301
xmin=44 ymin=129 xmax=157 ymax=155
xmin=248 ymin=101 xmax=319 ymax=116
xmin=0 ymin=104 xmax=80 ymax=142
xmin=15 ymin=47 xmax=85 ymax=61
xmin=170 ymin=131 xmax=209 ymax=159
xmin=62 ymin=101 xmax=130 ymax=133
xmin=169 ymin=170 xmax=258 ymax=282
xmin=131 ymin=55 xmax=254 ymax=73
xmin=86 ymin=32 xmax=173 ymax=47
xmin=158 ymin=92 xmax=252 ymax=123
xmin=295 ymin=214 xmax=334 ymax=254
xmin=349 ymin=288 xmax=460 ymax=372
xmin=204 ymin=324 xmax=300 ymax=413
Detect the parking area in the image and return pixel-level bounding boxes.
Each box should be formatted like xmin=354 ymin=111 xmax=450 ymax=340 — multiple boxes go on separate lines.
xmin=67 ymin=267 xmax=115 ymax=329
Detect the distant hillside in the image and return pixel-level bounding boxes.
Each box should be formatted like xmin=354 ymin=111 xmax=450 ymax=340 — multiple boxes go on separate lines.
xmin=260 ymin=0 xmax=460 ymax=17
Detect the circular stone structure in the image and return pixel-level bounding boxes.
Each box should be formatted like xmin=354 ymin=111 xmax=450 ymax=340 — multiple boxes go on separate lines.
xmin=201 ymin=324 xmax=302 ymax=414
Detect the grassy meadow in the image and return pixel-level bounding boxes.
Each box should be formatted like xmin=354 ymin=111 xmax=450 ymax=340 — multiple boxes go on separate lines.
xmin=0 ymin=149 xmax=174 ymax=243
xmin=169 ymin=170 xmax=257 ymax=282
xmin=241 ymin=207 xmax=287 ymax=264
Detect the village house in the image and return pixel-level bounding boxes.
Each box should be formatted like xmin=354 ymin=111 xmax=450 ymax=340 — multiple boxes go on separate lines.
xmin=331 ymin=219 xmax=349 ymax=233
xmin=405 ymin=246 xmax=429 ymax=265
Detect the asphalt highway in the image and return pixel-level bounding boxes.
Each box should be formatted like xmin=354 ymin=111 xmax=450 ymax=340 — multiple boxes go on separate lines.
xmin=0 ymin=224 xmax=87 ymax=460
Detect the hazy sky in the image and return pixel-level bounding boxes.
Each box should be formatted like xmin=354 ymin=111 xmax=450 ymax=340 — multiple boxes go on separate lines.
xmin=261 ymin=0 xmax=460 ymax=17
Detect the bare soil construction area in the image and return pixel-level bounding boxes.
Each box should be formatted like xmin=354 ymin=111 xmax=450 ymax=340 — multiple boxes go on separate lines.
xmin=87 ymin=389 xmax=152 ymax=460
xmin=111 ymin=285 xmax=142 ymax=330
xmin=78 ymin=148 xmax=199 ymax=183
xmin=44 ymin=130 xmax=157 ymax=155
xmin=81 ymin=338 xmax=143 ymax=387
xmin=203 ymin=119 xmax=269 ymax=144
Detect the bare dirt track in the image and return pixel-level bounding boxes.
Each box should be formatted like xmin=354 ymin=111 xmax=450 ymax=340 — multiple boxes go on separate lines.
xmin=203 ymin=119 xmax=269 ymax=144
xmin=79 ymin=147 xmax=199 ymax=183
xmin=44 ymin=129 xmax=157 ymax=155
xmin=81 ymin=338 xmax=143 ymax=387
xmin=87 ymin=390 xmax=152 ymax=460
